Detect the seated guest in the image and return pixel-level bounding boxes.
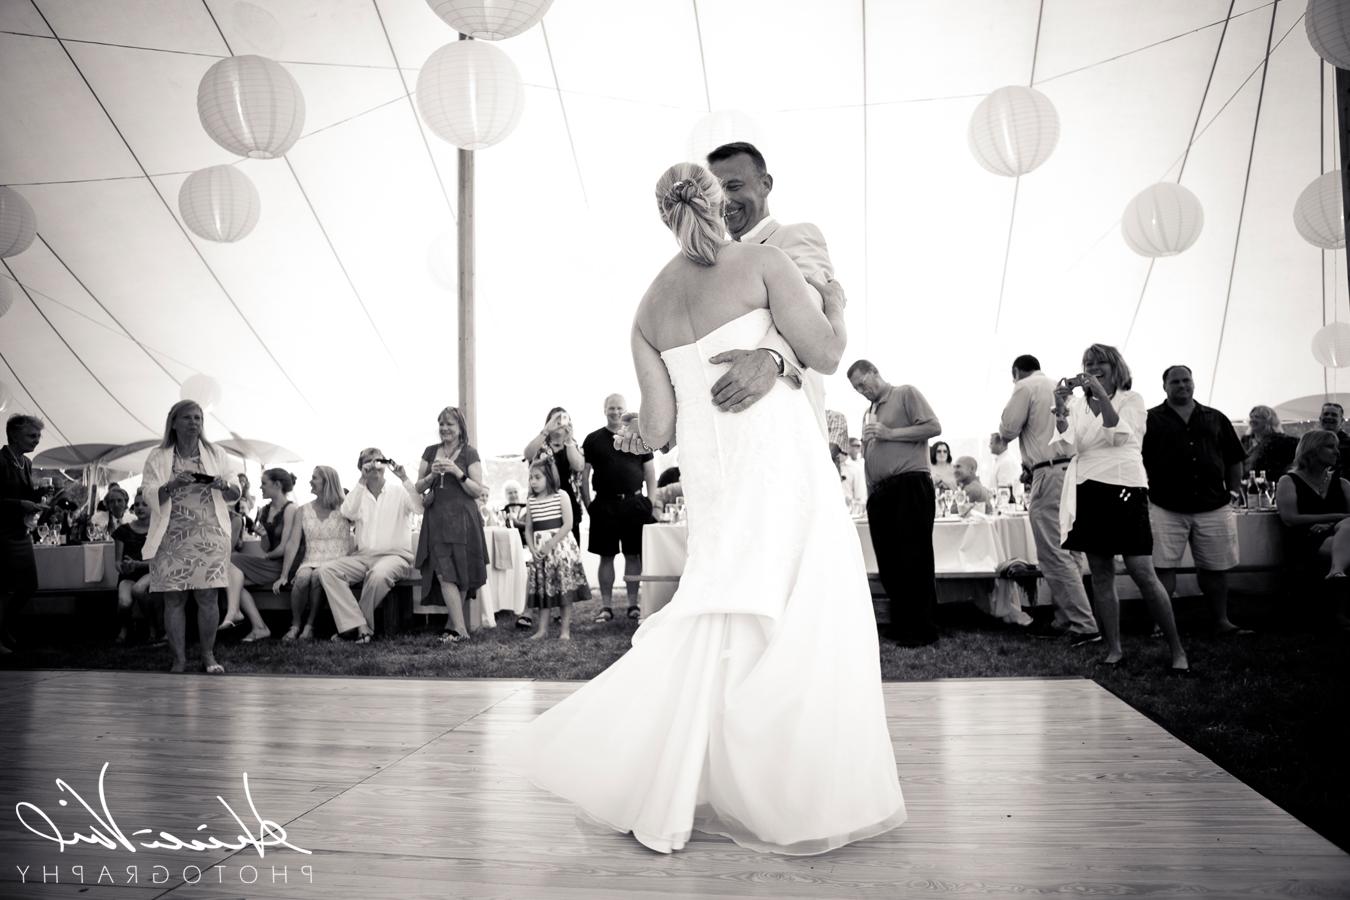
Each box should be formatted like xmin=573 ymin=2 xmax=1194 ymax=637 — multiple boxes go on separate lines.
xmin=929 ymin=441 xmax=956 ymax=491
xmin=317 ymin=448 xmax=421 ymax=643
xmin=112 ymin=491 xmax=160 ymax=644
xmin=1243 ymin=405 xmax=1297 ymax=480
xmin=654 ymin=466 xmax=683 ymax=509
xmin=1275 ymin=430 xmax=1350 ymax=576
xmin=278 ymin=466 xmax=354 ymax=641
xmin=221 ymin=468 xmax=298 ymax=642
xmin=988 ymin=434 xmax=1023 ymax=505
xmin=89 ymin=485 xmax=135 ymax=533
xmin=501 ymin=480 xmax=527 ymax=529
xmin=953 ymin=456 xmax=993 ymax=512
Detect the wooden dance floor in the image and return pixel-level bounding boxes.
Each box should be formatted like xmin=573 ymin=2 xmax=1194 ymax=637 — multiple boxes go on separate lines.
xmin=0 ymin=672 xmax=1346 ymax=899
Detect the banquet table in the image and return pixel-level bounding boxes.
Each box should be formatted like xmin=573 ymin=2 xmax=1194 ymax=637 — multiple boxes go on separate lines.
xmin=34 ymin=541 xmax=118 ymax=591
xmin=411 ymin=526 xmax=528 ymax=629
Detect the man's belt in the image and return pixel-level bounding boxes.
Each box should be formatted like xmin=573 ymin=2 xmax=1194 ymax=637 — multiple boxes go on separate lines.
xmin=1030 ymin=457 xmax=1073 ymax=472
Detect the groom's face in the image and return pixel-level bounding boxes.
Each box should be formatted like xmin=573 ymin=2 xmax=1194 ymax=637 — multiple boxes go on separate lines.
xmin=710 ymin=154 xmax=771 ymax=240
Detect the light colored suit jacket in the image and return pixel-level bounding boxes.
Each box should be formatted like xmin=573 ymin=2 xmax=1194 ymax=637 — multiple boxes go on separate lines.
xmin=749 ymin=218 xmax=833 ymax=439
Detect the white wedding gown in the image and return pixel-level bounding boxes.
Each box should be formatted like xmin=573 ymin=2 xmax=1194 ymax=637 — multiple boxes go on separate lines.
xmin=517 ymin=308 xmax=906 ymax=854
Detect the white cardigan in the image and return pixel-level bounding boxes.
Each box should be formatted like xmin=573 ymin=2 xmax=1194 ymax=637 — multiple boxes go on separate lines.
xmin=141 ymin=441 xmax=238 ymax=560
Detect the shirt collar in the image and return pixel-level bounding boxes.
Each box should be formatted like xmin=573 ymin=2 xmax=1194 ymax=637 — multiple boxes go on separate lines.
xmin=739 ymin=215 xmax=777 ymax=244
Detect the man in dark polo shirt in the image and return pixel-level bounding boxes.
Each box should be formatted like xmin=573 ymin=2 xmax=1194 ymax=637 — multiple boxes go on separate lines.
xmin=847 ymin=359 xmax=942 ymax=646
xmin=1318 ymin=402 xmax=1350 ymax=483
xmin=581 ymin=394 xmax=657 ymax=623
xmin=1141 ymin=365 xmax=1248 ymax=635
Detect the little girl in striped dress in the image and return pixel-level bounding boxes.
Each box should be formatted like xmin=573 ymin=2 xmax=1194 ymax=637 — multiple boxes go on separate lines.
xmin=525 ymin=456 xmax=589 ymax=640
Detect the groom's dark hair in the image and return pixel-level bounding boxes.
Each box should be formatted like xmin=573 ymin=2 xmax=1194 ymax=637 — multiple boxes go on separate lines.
xmin=708 ymin=141 xmax=768 ymax=175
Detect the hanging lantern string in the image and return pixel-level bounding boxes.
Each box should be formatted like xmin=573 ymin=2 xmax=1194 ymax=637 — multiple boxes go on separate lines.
xmin=861 ymin=0 xmax=870 ymax=357
xmin=1122 ymin=0 xmax=1236 ymax=350
xmin=541 ymin=20 xmax=588 ymax=208
xmin=1209 ymin=0 xmax=1282 ymax=405
xmin=0 ymin=257 xmax=158 ymax=436
xmin=691 ymin=0 xmax=712 ymax=113
xmin=370 ymin=0 xmax=458 ymax=223
xmin=0 ymin=349 xmax=74 ymax=447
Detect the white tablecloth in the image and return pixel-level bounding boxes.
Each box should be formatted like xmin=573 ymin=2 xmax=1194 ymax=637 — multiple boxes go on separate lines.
xmin=35 ymin=542 xmax=117 ymax=590
xmin=412 ymin=526 xmax=528 ymax=629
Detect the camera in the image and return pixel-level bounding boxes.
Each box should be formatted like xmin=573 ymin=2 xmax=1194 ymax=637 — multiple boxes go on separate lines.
xmin=191 ymin=473 xmax=216 ymax=485
xmin=376 ymin=457 xmax=396 ymax=467
xmin=1061 ymin=375 xmax=1087 ymax=389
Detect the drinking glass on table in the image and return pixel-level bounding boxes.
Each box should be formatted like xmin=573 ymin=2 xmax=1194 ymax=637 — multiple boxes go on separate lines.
xmin=36 ymin=523 xmax=50 ymax=545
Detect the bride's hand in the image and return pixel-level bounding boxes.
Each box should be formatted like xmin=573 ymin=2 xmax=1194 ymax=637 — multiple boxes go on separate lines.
xmin=807 ymin=273 xmax=846 ymax=310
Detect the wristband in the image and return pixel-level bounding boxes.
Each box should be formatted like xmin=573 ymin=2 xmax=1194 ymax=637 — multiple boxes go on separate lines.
xmin=763 ymin=348 xmax=786 ymax=376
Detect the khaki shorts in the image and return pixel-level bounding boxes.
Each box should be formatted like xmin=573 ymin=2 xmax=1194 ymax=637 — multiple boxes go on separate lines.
xmin=1148 ymin=503 xmax=1239 ymax=570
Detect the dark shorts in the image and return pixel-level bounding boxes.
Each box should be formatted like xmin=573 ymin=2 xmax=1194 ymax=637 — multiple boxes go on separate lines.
xmin=587 ymin=494 xmax=654 ymax=557
xmin=1062 ymin=480 xmax=1153 ymax=557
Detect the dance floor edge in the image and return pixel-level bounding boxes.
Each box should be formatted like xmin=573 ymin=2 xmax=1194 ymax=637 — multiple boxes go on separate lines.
xmin=0 ymin=671 xmax=1345 ymax=899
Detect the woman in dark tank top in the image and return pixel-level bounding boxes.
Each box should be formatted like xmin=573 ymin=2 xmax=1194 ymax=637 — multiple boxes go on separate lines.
xmin=1275 ymin=431 xmax=1350 ymax=574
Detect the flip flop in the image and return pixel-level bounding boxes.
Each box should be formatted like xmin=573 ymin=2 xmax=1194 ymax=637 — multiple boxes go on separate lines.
xmin=626 ymin=606 xmax=641 ymax=620
xmin=515 ymin=616 xmax=534 ymax=629
xmin=203 ymin=662 xmax=225 ymax=675
xmin=593 ymin=608 xmax=614 ymax=623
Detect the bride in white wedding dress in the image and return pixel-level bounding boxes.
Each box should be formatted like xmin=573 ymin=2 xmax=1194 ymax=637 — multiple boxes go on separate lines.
xmin=516 ymin=162 xmax=906 ymax=855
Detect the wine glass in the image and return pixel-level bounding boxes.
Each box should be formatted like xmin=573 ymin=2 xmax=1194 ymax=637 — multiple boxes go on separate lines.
xmin=37 ymin=523 xmax=50 ymax=545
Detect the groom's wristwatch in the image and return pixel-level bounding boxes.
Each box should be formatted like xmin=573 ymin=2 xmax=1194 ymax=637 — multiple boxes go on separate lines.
xmin=762 ymin=348 xmax=786 ymax=377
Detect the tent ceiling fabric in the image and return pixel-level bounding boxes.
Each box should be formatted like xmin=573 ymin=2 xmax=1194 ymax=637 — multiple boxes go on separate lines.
xmin=1 ymin=0 xmax=1346 ymax=480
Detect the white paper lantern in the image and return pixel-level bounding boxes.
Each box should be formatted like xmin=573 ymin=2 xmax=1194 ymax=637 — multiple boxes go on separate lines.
xmin=1294 ymin=170 xmax=1346 ymax=250
xmin=968 ymin=86 xmax=1060 ymax=177
xmin=1312 ymin=322 xmax=1350 ymax=368
xmin=0 ymin=186 xmax=36 ymax=258
xmin=181 ymin=374 xmax=224 ymax=411
xmin=687 ymin=110 xmax=760 ymax=164
xmin=426 ymin=0 xmax=553 ymax=40
xmin=1121 ymin=183 xmax=1204 ymax=257
xmin=179 ymin=166 xmax=261 ymax=243
xmin=197 ymin=55 xmax=305 ymax=159
xmin=416 ymin=41 xmax=524 ymax=150
xmin=230 ymin=2 xmax=285 ymax=57
xmin=1307 ymin=0 xmax=1350 ymax=69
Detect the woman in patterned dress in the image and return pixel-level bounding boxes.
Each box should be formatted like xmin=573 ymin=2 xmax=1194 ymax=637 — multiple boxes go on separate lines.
xmin=277 ymin=466 xmax=355 ymax=641
xmin=142 ymin=400 xmax=240 ymax=674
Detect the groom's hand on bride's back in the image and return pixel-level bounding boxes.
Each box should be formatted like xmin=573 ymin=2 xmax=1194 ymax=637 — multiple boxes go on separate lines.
xmin=708 ymin=349 xmax=780 ymax=414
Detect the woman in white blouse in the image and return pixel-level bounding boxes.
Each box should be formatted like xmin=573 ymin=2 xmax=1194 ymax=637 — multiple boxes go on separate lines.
xmin=1051 ymin=344 xmax=1189 ymax=675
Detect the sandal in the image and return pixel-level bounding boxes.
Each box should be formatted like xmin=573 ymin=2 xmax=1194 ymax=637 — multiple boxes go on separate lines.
xmin=203 ymin=662 xmax=225 ymax=675
xmin=242 ymin=629 xmax=271 ymax=643
xmin=299 ymin=626 xmax=314 ymax=641
xmin=593 ymin=608 xmax=614 ymax=623
xmin=440 ymin=631 xmax=469 ymax=644
xmin=282 ymin=627 xmax=300 ymax=642
xmin=354 ymin=634 xmax=372 ymax=645
xmin=515 ymin=616 xmax=534 ymax=629
xmin=627 ymin=606 xmax=641 ymax=620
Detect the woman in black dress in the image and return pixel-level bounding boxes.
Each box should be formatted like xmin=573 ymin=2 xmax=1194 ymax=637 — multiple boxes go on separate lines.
xmin=414 ymin=406 xmax=489 ymax=644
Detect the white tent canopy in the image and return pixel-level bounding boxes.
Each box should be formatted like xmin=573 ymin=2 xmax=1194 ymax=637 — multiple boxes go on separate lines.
xmin=1 ymin=0 xmax=1346 ymax=477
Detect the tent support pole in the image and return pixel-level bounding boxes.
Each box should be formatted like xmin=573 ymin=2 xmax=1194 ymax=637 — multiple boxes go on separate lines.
xmin=1338 ymin=66 xmax=1350 ymax=313
xmin=457 ymin=35 xmax=477 ymax=442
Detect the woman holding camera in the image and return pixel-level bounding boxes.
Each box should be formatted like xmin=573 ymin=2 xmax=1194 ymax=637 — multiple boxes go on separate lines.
xmin=1052 ymin=344 xmax=1189 ymax=675
xmin=142 ymin=400 xmax=240 ymax=674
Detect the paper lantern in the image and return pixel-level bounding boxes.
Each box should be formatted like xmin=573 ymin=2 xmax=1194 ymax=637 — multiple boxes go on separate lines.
xmin=197 ymin=55 xmax=305 ymax=159
xmin=416 ymin=41 xmax=524 ymax=149
xmin=1307 ymin=0 xmax=1350 ymax=69
xmin=179 ymin=166 xmax=261 ymax=242
xmin=1313 ymin=323 xmax=1350 ymax=368
xmin=1294 ymin=170 xmax=1345 ymax=250
xmin=687 ymin=110 xmax=760 ymax=164
xmin=181 ymin=374 xmax=223 ymax=411
xmin=0 ymin=276 xmax=12 ymax=318
xmin=230 ymin=2 xmax=285 ymax=57
xmin=968 ymin=86 xmax=1059 ymax=177
xmin=0 ymin=186 xmax=36 ymax=258
xmin=425 ymin=0 xmax=553 ymax=40
xmin=1121 ymin=183 xmax=1204 ymax=257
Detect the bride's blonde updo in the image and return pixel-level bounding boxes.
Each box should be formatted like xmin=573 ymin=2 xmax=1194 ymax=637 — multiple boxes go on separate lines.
xmin=655 ymin=162 xmax=726 ymax=266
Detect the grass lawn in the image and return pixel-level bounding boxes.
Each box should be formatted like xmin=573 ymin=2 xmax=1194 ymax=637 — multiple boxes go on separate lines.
xmin=7 ymin=591 xmax=1348 ymax=853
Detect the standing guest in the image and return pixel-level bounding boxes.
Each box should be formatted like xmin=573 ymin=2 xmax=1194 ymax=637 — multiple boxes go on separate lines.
xmin=524 ymin=407 xmax=585 ymax=545
xmin=848 ymin=360 xmax=942 ymax=646
xmin=142 ymin=400 xmax=240 ymax=674
xmin=953 ymin=457 xmax=993 ymax=512
xmin=1052 ymin=344 xmax=1189 ymax=674
xmin=1142 ymin=365 xmax=1249 ymax=635
xmin=1243 ymin=405 xmax=1297 ymax=479
xmin=841 ymin=438 xmax=868 ymax=508
xmin=987 ymin=433 xmax=1023 ymax=505
xmin=1 ymin=414 xmax=47 ymax=655
xmin=112 ymin=491 xmax=160 ymax=645
xmin=826 ymin=410 xmax=851 ymax=459
xmin=89 ymin=486 xmax=135 ymax=533
xmin=277 ymin=466 xmax=354 ymax=642
xmin=997 ymin=354 xmax=1098 ymax=642
xmin=524 ymin=456 xmax=589 ymax=641
xmin=414 ymin=407 xmax=489 ymax=645
xmin=1318 ymin=402 xmax=1350 ymax=482
xmin=220 ymin=468 xmax=299 ymax=642
xmin=582 ymin=394 xmax=657 ymax=622
xmin=317 ymin=448 xmax=421 ymax=644
xmin=929 ymin=442 xmax=956 ymax=491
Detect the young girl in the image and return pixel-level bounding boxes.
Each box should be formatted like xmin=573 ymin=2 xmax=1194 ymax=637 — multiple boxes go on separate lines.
xmin=524 ymin=457 xmax=590 ymax=640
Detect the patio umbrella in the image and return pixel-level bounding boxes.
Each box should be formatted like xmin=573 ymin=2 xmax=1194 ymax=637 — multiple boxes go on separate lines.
xmin=218 ymin=437 xmax=303 ymax=466
xmin=1271 ymin=394 xmax=1350 ymax=424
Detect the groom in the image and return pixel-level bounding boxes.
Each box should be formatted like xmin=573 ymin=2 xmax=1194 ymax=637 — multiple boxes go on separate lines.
xmin=705 ymin=142 xmax=833 ymax=435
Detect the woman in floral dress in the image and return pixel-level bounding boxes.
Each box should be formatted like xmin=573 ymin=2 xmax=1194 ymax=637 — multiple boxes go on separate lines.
xmin=277 ymin=466 xmax=355 ymax=641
